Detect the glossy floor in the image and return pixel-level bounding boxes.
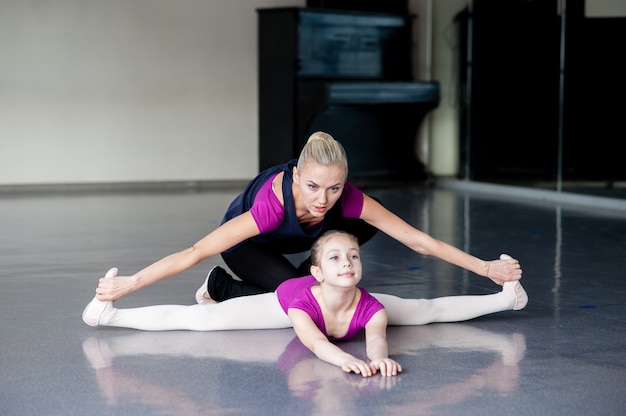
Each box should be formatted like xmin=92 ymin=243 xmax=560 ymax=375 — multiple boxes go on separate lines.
xmin=1 ymin=186 xmax=625 ymax=416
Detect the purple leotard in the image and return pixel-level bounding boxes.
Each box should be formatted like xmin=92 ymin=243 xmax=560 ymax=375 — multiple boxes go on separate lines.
xmin=221 ymin=160 xmax=364 ymax=253
xmin=276 ymin=275 xmax=384 ymax=341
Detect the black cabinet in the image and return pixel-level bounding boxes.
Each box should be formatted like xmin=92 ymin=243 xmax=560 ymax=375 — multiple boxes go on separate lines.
xmin=257 ymin=7 xmax=439 ymax=183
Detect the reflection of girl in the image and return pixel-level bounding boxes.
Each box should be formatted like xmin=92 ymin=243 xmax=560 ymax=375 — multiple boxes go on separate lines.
xmin=94 ymin=131 xmax=522 ymax=304
xmin=84 ymin=231 xmax=528 ymax=377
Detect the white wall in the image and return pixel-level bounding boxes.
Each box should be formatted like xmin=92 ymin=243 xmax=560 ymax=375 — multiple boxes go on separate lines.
xmin=2 ymin=1 xmax=622 ymax=187
xmin=0 ymin=0 xmax=303 ymax=186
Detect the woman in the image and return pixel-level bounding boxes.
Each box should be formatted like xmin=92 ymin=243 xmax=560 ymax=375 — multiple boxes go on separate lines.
xmin=83 ymin=231 xmax=528 ymax=377
xmin=95 ymin=131 xmax=522 ymax=303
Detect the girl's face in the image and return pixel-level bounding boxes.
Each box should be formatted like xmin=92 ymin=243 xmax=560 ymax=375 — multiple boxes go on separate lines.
xmin=312 ymin=234 xmax=362 ymax=288
xmin=293 ymin=161 xmax=346 ymax=219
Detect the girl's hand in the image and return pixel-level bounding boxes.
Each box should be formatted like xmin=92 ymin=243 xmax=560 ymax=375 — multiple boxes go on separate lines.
xmin=370 ymin=358 xmax=402 ymax=377
xmin=340 ymin=358 xmax=375 ymax=377
xmin=486 ymin=254 xmax=522 ymax=285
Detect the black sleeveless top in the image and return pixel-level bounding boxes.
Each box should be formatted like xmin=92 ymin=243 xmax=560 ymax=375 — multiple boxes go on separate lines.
xmin=221 ymin=160 xmax=361 ymax=254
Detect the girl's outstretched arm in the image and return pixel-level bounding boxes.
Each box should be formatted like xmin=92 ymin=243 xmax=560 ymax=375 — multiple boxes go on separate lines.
xmin=96 ymin=212 xmax=261 ymax=301
xmin=288 ymin=309 xmax=375 ymax=377
xmin=364 ymin=310 xmax=402 ymax=376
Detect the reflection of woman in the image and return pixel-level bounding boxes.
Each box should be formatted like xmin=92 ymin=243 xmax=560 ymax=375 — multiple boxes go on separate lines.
xmin=84 ymin=231 xmax=528 ymax=377
xmin=94 ymin=131 xmax=522 ymax=303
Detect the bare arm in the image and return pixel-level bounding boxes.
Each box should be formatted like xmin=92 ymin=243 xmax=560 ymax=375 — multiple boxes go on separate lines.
xmin=360 ymin=194 xmax=522 ymax=285
xmin=96 ymin=212 xmax=260 ymax=301
xmin=364 ymin=310 xmax=402 ymax=376
xmin=288 ymin=309 xmax=376 ymax=377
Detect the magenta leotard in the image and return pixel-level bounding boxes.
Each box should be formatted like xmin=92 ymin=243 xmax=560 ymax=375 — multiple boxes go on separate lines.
xmin=276 ymin=275 xmax=384 ymax=341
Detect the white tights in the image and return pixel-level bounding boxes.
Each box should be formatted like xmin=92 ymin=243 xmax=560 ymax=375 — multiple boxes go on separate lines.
xmin=376 ymin=285 xmax=519 ymax=326
xmin=92 ymin=282 xmax=525 ymax=331
xmin=104 ymin=293 xmax=291 ymax=331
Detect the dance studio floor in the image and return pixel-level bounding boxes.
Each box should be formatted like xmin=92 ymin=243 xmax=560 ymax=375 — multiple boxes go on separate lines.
xmin=1 ymin=183 xmax=625 ymax=416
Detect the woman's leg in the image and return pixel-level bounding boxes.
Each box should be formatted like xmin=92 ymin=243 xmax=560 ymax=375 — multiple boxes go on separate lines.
xmin=215 ymin=241 xmax=305 ymax=300
xmin=372 ymin=281 xmax=528 ymax=326
xmin=210 ymin=196 xmax=382 ymax=301
xmin=83 ymin=292 xmax=292 ymax=331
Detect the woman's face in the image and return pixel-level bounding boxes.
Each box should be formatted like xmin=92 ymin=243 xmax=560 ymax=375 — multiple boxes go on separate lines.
xmin=293 ymin=161 xmax=347 ymax=219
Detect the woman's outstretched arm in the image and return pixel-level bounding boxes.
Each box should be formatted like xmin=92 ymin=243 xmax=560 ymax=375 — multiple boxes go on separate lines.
xmin=96 ymin=212 xmax=260 ymax=301
xmin=359 ymin=194 xmax=522 ymax=285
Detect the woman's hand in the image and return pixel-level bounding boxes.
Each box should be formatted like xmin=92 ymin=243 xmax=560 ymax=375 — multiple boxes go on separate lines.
xmin=486 ymin=254 xmax=522 ymax=285
xmin=370 ymin=358 xmax=402 ymax=377
xmin=96 ymin=273 xmax=138 ymax=301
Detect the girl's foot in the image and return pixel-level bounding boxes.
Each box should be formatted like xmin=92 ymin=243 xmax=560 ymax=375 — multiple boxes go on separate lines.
xmin=503 ymin=281 xmax=528 ymax=310
xmin=82 ymin=268 xmax=118 ymax=326
xmin=498 ymin=253 xmax=528 ymax=310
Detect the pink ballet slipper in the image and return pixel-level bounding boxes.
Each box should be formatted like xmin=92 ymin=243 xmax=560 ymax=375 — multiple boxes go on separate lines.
xmin=499 ymin=254 xmax=527 ymax=310
xmin=503 ymin=281 xmax=528 ymax=310
xmin=82 ymin=268 xmax=118 ymax=327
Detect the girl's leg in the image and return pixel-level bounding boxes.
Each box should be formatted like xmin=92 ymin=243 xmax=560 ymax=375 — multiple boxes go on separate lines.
xmin=373 ymin=281 xmax=528 ymax=326
xmin=83 ymin=292 xmax=292 ymax=331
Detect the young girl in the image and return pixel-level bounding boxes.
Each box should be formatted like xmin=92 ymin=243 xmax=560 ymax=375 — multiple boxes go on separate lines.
xmin=95 ymin=131 xmax=523 ymax=304
xmin=83 ymin=231 xmax=528 ymax=377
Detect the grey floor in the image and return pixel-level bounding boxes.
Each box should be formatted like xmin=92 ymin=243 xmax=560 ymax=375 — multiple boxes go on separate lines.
xmin=2 ymin=185 xmax=625 ymax=416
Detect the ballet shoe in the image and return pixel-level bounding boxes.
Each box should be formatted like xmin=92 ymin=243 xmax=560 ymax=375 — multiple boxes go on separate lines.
xmin=503 ymin=281 xmax=528 ymax=311
xmin=195 ymin=266 xmax=218 ymax=304
xmin=82 ymin=268 xmax=118 ymax=327
xmin=498 ymin=254 xmax=527 ymax=310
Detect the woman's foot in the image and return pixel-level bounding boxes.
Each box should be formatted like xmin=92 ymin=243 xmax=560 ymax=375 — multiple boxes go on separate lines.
xmin=195 ymin=266 xmax=233 ymax=303
xmin=195 ymin=266 xmax=218 ymax=304
xmin=82 ymin=268 xmax=118 ymax=326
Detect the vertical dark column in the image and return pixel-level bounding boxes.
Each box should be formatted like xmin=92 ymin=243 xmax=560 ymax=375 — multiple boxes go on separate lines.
xmin=257 ymin=9 xmax=299 ymax=170
xmin=459 ymin=0 xmax=561 ymax=181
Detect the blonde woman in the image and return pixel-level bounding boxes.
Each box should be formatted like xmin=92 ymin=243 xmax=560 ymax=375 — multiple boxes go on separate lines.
xmin=94 ymin=131 xmax=522 ymax=304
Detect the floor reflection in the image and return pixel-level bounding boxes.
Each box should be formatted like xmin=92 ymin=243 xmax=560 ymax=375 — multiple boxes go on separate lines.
xmin=82 ymin=324 xmax=525 ymax=415
xmin=385 ymin=325 xmax=526 ymax=415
